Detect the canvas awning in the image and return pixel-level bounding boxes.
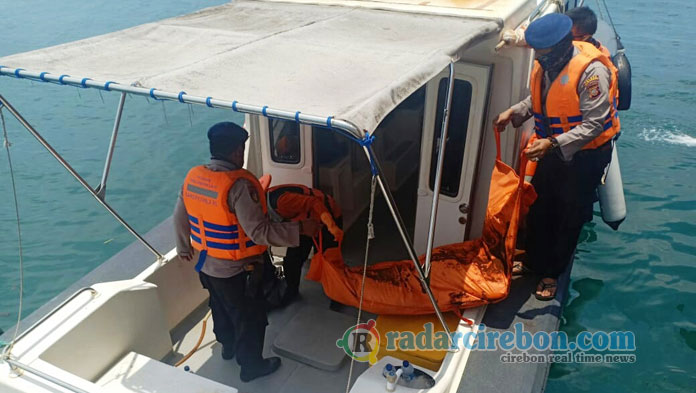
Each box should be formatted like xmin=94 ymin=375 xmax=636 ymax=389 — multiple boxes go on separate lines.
xmin=0 ymin=0 xmax=500 ymax=133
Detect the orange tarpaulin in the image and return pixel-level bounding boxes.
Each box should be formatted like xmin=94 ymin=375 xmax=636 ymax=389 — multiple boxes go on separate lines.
xmin=306 ymin=133 xmax=536 ymax=315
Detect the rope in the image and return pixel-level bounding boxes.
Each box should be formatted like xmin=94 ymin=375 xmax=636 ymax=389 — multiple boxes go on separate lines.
xmin=161 ymin=101 xmax=169 ymax=125
xmin=0 ymin=107 xmax=25 ymax=361
xmin=452 ymin=308 xmax=474 ymax=326
xmin=174 ymin=310 xmax=213 ymax=367
xmin=600 ymin=0 xmax=621 ymax=41
xmin=345 ymin=175 xmax=377 ymax=393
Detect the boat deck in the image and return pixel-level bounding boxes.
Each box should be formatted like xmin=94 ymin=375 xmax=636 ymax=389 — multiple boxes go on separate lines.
xmin=162 ymin=176 xmax=427 ymax=392
xmin=460 ymin=259 xmax=574 ymax=393
xmin=165 ymin=266 xmax=372 ymax=393
xmin=3 ymin=211 xmax=573 ymax=393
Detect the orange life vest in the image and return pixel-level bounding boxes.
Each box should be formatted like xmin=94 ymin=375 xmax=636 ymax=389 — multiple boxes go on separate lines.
xmin=530 ymin=41 xmax=621 ymax=150
xmin=268 ymin=184 xmax=342 ymax=220
xmin=268 ymin=184 xmax=344 ymax=243
xmin=182 ymin=165 xmax=268 ymax=262
xmin=594 ymin=39 xmax=611 ymax=58
xmin=580 ymin=38 xmax=611 ymax=58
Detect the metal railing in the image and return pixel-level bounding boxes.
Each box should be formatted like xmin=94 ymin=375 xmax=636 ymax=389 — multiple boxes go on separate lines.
xmin=0 ymin=94 xmax=163 ymax=260
xmin=3 ymin=358 xmax=91 ymax=393
xmin=1 ymin=287 xmax=97 ymax=393
xmin=424 ymin=62 xmax=455 ymax=282
xmin=9 ymin=287 xmax=97 ymax=345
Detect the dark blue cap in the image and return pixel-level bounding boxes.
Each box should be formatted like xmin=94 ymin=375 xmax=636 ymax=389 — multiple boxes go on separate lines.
xmin=207 ymin=121 xmax=248 ymax=158
xmin=525 ymin=14 xmax=573 ymax=49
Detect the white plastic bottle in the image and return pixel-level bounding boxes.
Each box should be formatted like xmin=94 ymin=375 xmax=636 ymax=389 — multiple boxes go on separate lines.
xmin=382 ymin=363 xmax=394 ymax=378
xmin=401 ymin=360 xmax=414 ymax=382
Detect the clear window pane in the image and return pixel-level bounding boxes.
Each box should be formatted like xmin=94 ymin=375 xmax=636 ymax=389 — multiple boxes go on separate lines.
xmin=429 ymin=79 xmax=473 ymax=197
xmin=270 ymin=119 xmax=301 ymax=164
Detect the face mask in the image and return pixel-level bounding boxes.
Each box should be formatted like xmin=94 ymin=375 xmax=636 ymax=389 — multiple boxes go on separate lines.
xmin=536 ymin=52 xmax=557 ymax=71
xmin=536 ymin=37 xmax=574 ymax=78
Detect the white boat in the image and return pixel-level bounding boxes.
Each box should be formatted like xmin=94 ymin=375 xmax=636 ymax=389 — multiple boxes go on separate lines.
xmin=0 ymin=0 xmax=624 ymax=392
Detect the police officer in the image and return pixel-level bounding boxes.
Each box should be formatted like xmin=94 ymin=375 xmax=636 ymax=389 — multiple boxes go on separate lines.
xmin=267 ymin=184 xmax=344 ymax=305
xmin=494 ymin=14 xmax=620 ymax=301
xmin=566 ymin=6 xmax=610 ymax=56
xmin=173 ymin=122 xmax=320 ymax=381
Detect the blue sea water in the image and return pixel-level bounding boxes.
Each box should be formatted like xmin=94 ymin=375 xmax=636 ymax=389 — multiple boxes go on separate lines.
xmin=0 ymin=0 xmax=694 ymax=392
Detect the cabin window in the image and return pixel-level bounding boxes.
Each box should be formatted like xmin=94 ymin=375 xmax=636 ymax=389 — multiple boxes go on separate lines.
xmin=269 ymin=119 xmax=301 ymax=164
xmin=429 ymin=79 xmax=473 ymax=198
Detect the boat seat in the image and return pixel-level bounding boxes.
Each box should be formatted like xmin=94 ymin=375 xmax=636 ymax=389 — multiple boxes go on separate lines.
xmin=97 ymin=351 xmax=237 ymax=392
xmin=376 ymin=312 xmax=460 ymax=371
xmin=273 ymin=305 xmax=355 ymax=371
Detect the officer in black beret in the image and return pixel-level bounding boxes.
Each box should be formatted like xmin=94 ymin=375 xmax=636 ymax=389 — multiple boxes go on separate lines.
xmin=174 ymin=121 xmax=320 ymax=381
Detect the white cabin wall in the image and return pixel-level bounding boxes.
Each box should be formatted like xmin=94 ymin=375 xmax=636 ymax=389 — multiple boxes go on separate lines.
xmin=458 ymin=36 xmax=534 ymax=239
xmin=245 ymin=114 xmax=264 ymax=177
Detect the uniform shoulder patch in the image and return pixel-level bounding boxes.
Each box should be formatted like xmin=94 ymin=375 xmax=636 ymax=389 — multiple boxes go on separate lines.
xmin=582 ymin=74 xmax=599 ymax=87
xmin=237 ymin=179 xmax=260 ymax=204
xmin=583 ymin=74 xmax=601 ymax=99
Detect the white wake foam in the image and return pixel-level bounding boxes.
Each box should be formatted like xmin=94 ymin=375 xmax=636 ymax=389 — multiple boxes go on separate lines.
xmin=639 ymin=128 xmax=696 ymax=147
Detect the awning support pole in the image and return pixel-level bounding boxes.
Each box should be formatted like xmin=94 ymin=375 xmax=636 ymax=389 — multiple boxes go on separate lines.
xmin=361 ymin=144 xmax=455 ymax=349
xmin=0 ymin=94 xmax=163 ymax=260
xmin=0 ymin=66 xmax=454 ymax=343
xmin=95 ymin=91 xmax=126 ymax=200
xmin=424 ymin=62 xmax=455 ymax=280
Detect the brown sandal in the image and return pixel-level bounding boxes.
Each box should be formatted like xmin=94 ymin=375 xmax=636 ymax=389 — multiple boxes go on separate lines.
xmin=534 ymin=278 xmax=557 ymax=301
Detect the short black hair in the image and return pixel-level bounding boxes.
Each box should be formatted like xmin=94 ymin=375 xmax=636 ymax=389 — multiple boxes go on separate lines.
xmin=566 ymin=6 xmax=598 ymax=36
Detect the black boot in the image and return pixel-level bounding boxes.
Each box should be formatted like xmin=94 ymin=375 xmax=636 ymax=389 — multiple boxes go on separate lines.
xmin=240 ymin=357 xmax=281 ymax=382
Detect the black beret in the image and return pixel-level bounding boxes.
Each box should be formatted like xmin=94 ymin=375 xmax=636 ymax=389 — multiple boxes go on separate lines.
xmin=208 ymin=122 xmax=248 ymax=157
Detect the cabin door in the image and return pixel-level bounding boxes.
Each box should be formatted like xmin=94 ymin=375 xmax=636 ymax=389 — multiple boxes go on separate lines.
xmin=413 ymin=62 xmax=491 ymax=254
xmin=258 ymin=118 xmax=313 ymax=187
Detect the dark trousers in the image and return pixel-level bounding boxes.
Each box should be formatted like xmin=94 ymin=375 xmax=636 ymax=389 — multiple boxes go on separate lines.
xmin=199 ymin=267 xmax=268 ymax=370
xmin=282 ymin=218 xmax=342 ymax=301
xmin=283 ymin=235 xmax=315 ymax=301
xmin=525 ymin=143 xmax=612 ymax=278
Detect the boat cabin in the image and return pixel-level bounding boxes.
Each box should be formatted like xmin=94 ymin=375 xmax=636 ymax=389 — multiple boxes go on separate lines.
xmin=252 ymin=60 xmax=515 ymax=261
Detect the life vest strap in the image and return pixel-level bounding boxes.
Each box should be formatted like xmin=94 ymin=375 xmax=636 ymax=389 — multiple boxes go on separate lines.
xmin=194 ymin=250 xmax=208 ymax=272
xmin=535 ymin=111 xmax=618 ymax=138
xmin=549 ymin=115 xmax=582 ymax=124
xmin=205 ymin=231 xmax=239 ymax=240
xmin=202 ymin=221 xmax=238 ymax=232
